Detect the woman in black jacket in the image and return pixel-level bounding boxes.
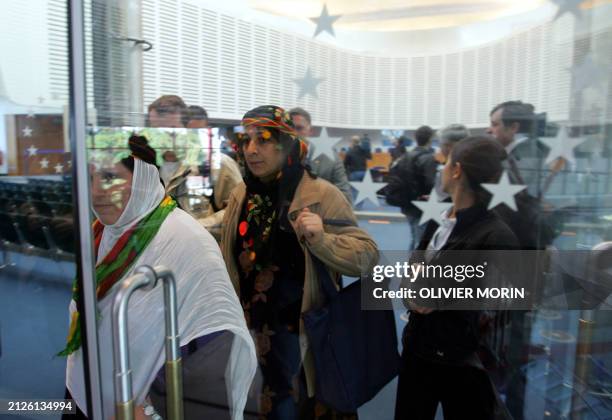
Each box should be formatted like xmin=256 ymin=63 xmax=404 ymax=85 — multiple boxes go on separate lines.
xmin=395 ymin=136 xmax=519 ymax=420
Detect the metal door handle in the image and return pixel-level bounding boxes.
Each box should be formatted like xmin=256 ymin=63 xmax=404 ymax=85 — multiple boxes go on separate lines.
xmin=111 ymin=265 xmax=184 ymax=420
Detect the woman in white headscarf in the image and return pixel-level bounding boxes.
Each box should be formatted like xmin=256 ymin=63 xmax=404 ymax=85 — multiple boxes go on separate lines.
xmin=62 ymin=139 xmax=256 ymax=419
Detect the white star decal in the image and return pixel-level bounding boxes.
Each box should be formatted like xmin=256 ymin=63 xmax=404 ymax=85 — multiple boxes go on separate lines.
xmin=551 ymin=0 xmax=583 ymax=20
xmin=294 ymin=67 xmax=324 ymax=100
xmin=351 ymin=170 xmax=386 ymax=206
xmin=39 ymin=158 xmax=49 ymax=169
xmin=411 ymin=190 xmax=453 ymax=226
xmin=481 ymin=171 xmax=527 ymax=212
xmin=568 ymin=55 xmax=607 ymax=94
xmin=308 ymin=128 xmax=341 ymax=161
xmin=310 ymin=4 xmax=341 ymax=38
xmin=54 ymin=163 xmax=64 ymax=174
xmin=22 ymin=126 xmax=33 ymax=137
xmin=27 ymin=145 xmax=38 ymax=156
xmin=540 ymin=126 xmax=588 ymax=166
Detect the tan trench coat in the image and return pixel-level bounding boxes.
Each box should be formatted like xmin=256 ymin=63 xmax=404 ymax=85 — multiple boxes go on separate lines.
xmin=220 ymin=173 xmax=379 ymax=397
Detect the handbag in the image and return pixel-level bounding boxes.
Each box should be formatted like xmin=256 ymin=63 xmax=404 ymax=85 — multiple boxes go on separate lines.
xmin=302 ymin=249 xmax=400 ymax=413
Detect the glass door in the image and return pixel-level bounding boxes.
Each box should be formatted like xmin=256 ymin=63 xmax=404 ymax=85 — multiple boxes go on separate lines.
xmin=0 ymin=0 xmax=102 ymax=418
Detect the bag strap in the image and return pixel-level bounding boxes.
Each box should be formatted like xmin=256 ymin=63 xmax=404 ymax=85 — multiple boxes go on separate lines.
xmin=322 ymin=218 xmax=357 ymax=227
xmin=310 ymin=253 xmax=339 ymax=301
xmin=310 ymin=218 xmax=358 ymax=300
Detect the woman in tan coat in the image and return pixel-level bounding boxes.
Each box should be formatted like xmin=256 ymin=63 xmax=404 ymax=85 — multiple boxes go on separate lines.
xmin=221 ymin=105 xmax=378 ymax=420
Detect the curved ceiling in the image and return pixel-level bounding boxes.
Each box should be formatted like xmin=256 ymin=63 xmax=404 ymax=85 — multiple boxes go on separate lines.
xmin=249 ymin=0 xmax=552 ymax=31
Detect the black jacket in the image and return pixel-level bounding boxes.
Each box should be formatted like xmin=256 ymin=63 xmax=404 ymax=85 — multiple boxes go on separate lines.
xmin=344 ymin=145 xmax=370 ymax=173
xmin=385 ymin=146 xmax=438 ymax=215
xmin=403 ymin=205 xmax=519 ymax=365
xmin=405 ymin=146 xmax=437 ymax=195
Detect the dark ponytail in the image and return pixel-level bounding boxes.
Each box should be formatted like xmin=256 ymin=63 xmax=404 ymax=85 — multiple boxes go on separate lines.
xmin=449 ymin=136 xmax=507 ymax=206
xmin=121 ymin=134 xmax=157 ymax=172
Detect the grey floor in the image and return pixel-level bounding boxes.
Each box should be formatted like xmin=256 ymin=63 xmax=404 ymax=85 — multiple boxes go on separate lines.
xmin=0 ymin=255 xmax=74 ymax=420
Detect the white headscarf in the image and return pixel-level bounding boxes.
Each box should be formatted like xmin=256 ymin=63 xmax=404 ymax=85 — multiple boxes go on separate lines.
xmin=67 ymin=159 xmax=256 ymax=419
xmin=95 ymin=159 xmax=165 ymax=263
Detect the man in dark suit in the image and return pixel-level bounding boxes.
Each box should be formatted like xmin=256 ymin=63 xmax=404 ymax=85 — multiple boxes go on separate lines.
xmin=487 ymin=102 xmax=555 ymax=418
xmin=289 ymin=107 xmax=352 ymax=203
xmin=487 ymin=100 xmax=549 ymax=197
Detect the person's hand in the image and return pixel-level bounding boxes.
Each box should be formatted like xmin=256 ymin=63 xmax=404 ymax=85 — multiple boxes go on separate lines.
xmin=295 ymin=207 xmax=324 ymax=245
xmin=135 ymin=405 xmax=149 ymax=420
xmin=549 ymin=157 xmax=566 ymax=173
xmin=407 ymin=301 xmax=435 ymax=314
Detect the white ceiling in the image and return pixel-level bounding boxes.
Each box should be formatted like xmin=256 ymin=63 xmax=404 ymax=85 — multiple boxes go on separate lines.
xmin=249 ymin=0 xmax=552 ymax=31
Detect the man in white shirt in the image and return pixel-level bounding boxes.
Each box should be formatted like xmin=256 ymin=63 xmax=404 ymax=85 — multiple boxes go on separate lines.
xmin=148 ymin=95 xmax=187 ymax=128
xmin=147 ymin=95 xmax=194 ymax=209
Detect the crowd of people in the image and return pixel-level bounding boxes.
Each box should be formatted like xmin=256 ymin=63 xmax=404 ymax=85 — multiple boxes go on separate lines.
xmin=62 ymin=95 xmax=561 ymax=420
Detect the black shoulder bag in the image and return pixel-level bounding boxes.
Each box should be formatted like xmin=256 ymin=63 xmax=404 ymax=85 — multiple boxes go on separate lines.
xmin=302 ymin=220 xmax=400 ymax=412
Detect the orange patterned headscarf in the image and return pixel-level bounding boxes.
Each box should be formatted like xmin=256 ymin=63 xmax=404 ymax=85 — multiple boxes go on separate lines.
xmin=237 ymin=105 xmax=308 ymax=164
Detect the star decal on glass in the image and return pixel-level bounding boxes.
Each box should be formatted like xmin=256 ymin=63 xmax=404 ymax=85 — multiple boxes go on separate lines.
xmin=27 ymin=144 xmax=38 ymax=157
xmin=294 ymin=67 xmax=324 ymax=100
xmin=411 ymin=190 xmax=453 ymax=226
xmin=308 ymin=127 xmax=341 ymax=161
xmin=351 ymin=170 xmax=387 ymax=206
xmin=551 ymin=0 xmax=584 ymax=21
xmin=481 ymin=171 xmax=527 ymax=212
xmin=310 ymin=4 xmax=341 ymax=38
xmin=540 ymin=125 xmax=588 ymax=166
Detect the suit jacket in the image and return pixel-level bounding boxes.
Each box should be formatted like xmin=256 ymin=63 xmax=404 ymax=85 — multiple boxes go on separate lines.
xmin=506 ymin=136 xmax=550 ymax=197
xmin=306 ymin=148 xmax=352 ymax=203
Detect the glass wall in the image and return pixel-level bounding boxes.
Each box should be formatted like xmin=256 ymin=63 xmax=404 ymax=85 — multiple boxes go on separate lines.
xmin=2 ymin=0 xmax=612 ymax=419
xmin=83 ymin=0 xmax=612 ymax=418
xmin=0 ymin=0 xmax=83 ymax=415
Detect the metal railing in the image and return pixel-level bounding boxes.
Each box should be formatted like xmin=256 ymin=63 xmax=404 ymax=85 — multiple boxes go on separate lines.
xmin=111 ymin=265 xmax=184 ymax=420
